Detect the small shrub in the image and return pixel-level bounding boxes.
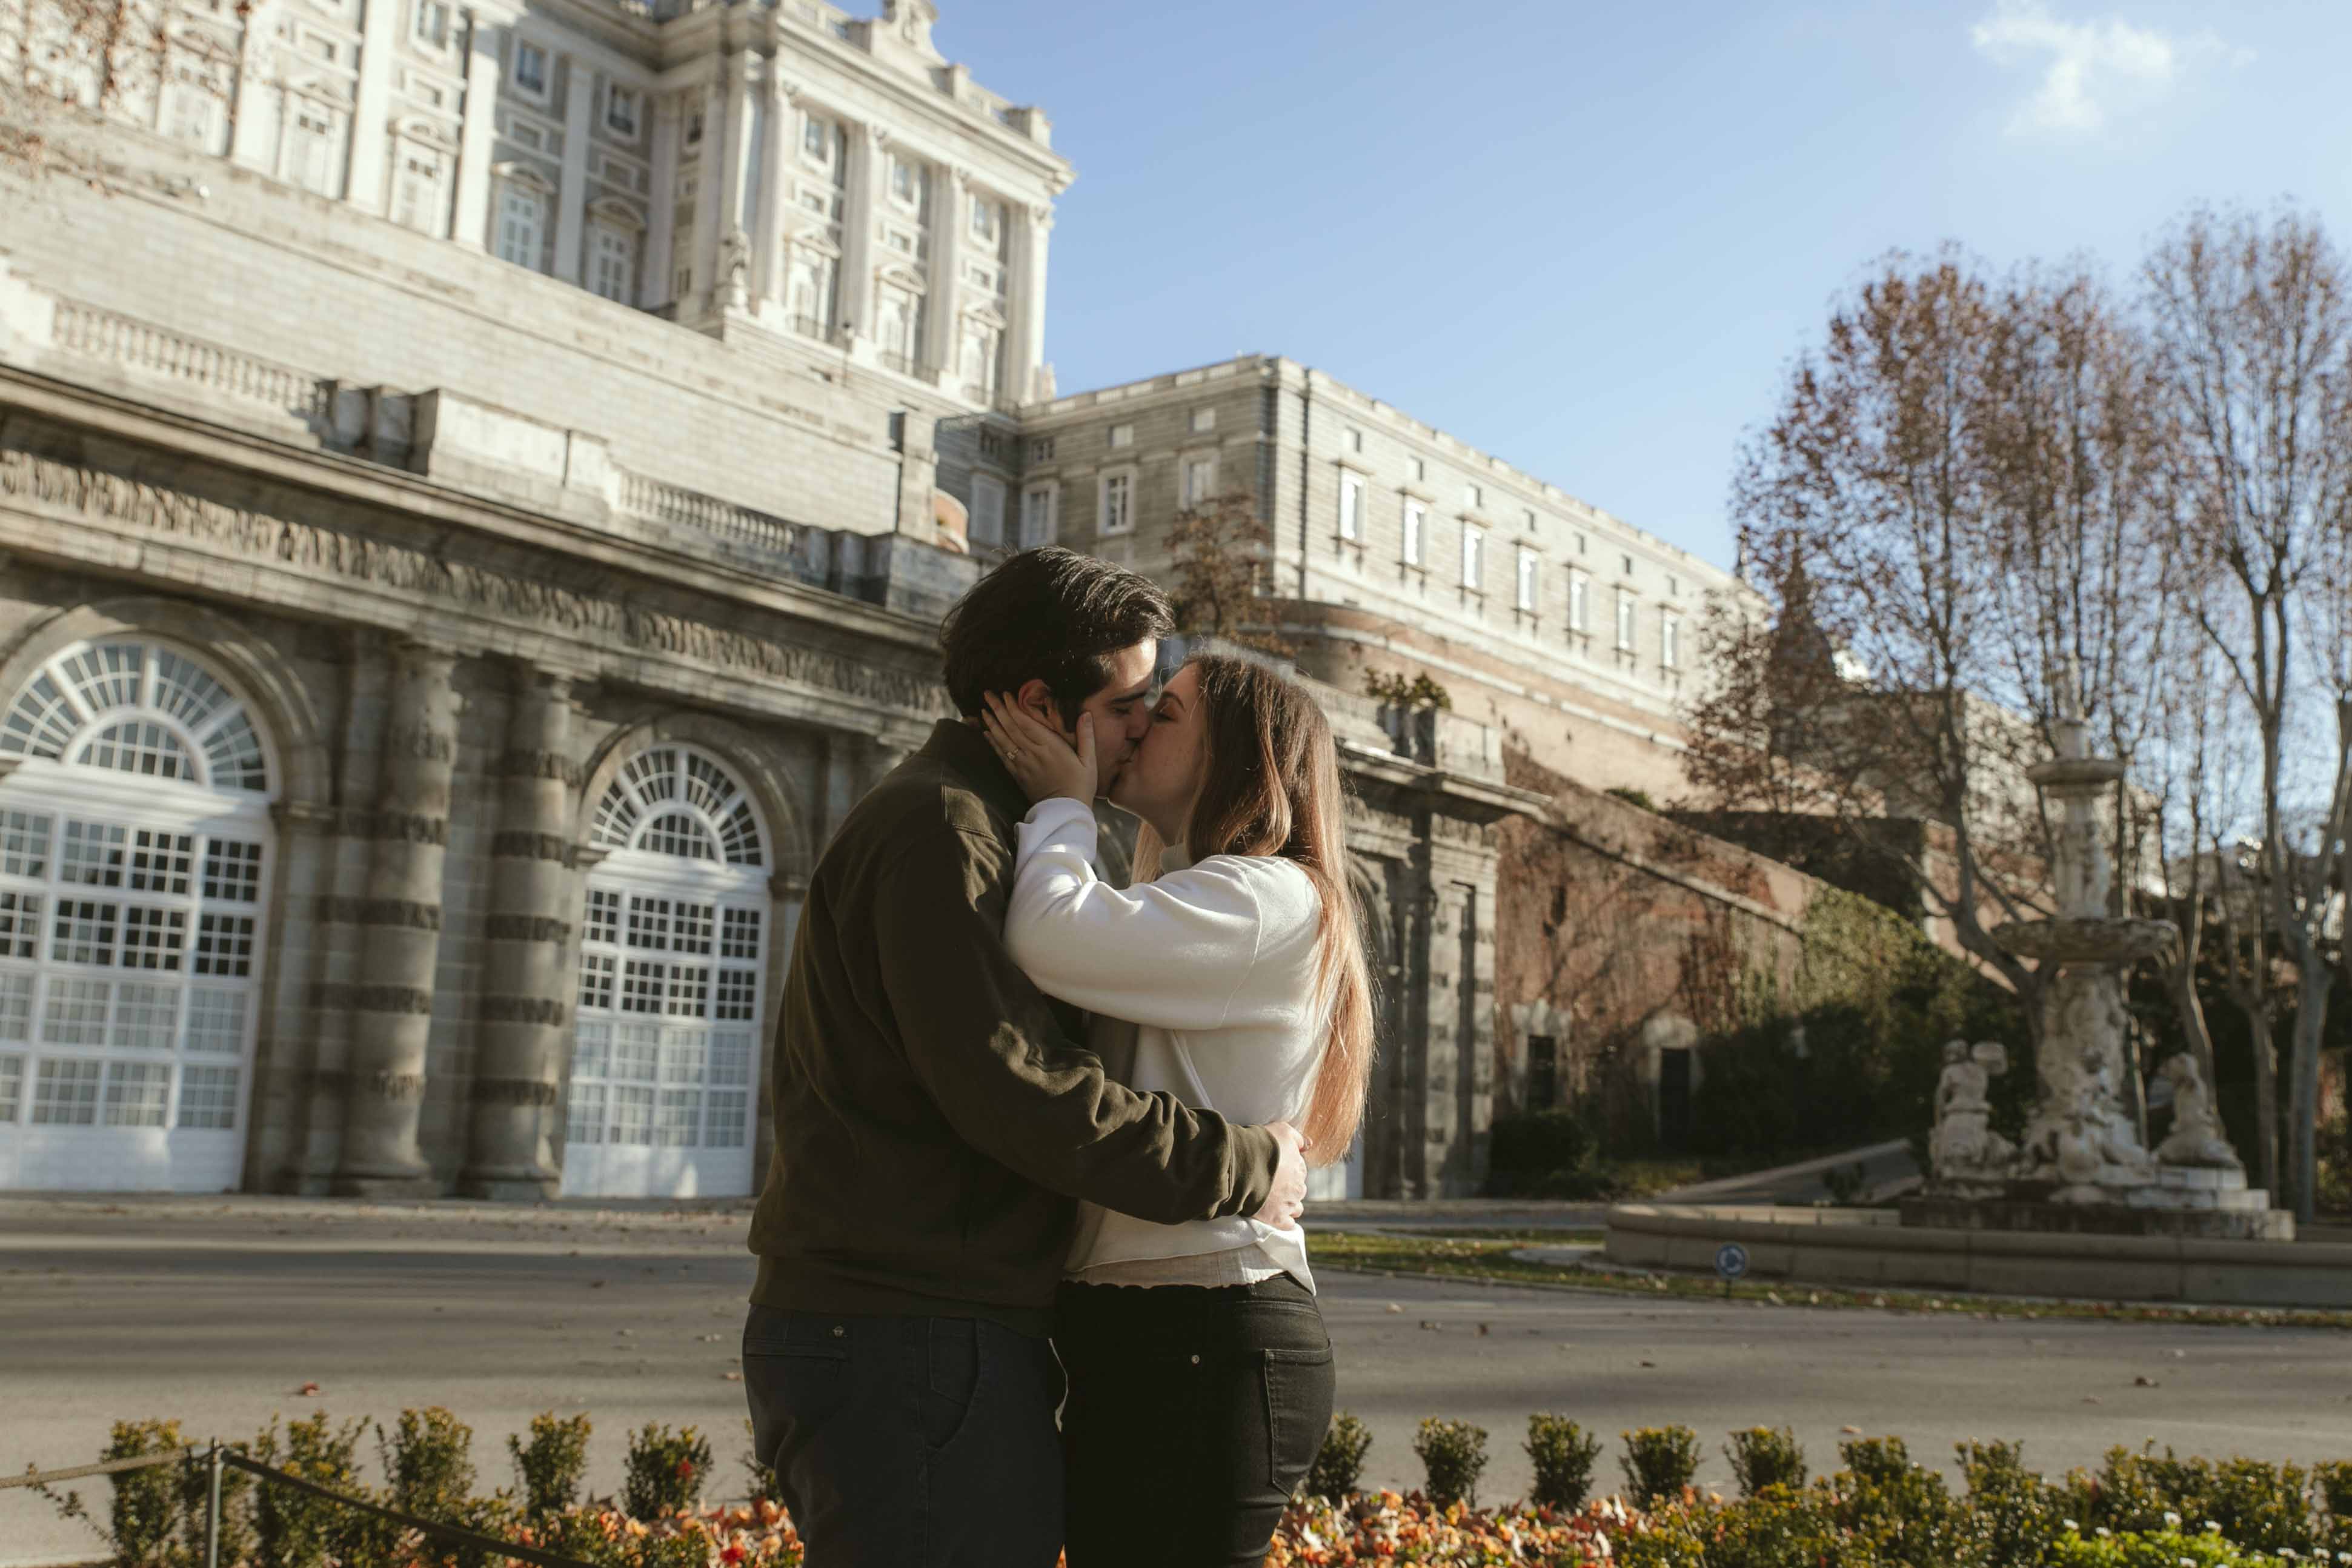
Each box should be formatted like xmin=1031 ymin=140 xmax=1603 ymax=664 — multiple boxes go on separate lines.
xmin=511 ymin=1411 xmax=593 ymax=1518
xmin=2316 ymin=1458 xmax=2352 ymax=1517
xmin=251 ymin=1411 xmax=371 ymax=1568
xmin=1484 ymin=1110 xmax=1601 ymax=1198
xmin=1725 ymin=1426 xmax=1807 ymax=1498
xmin=2205 ymin=1456 xmax=2317 ymax=1554
xmin=1838 ymin=1435 xmax=1913 ymax=1487
xmin=383 ymin=1406 xmax=476 ymax=1522
xmin=1307 ymin=1412 xmax=1373 ymax=1501
xmin=622 ymin=1422 xmax=713 ymax=1521
xmin=1959 ymin=1439 xmax=2068 ymax=1565
xmin=1413 ymin=1418 xmax=1489 ymax=1509
xmin=1620 ymin=1425 xmax=1701 ymax=1507
xmin=1524 ymin=1415 xmax=1603 ymax=1511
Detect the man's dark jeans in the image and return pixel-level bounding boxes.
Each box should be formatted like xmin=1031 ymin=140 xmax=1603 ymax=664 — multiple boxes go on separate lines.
xmin=742 ymin=1304 xmax=1065 ymax=1568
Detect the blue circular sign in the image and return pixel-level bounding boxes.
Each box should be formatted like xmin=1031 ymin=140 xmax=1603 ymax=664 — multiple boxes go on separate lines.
xmin=1715 ymin=1242 xmax=1750 ymax=1280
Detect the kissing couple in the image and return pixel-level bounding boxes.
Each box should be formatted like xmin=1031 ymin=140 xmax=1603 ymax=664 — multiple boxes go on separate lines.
xmin=742 ymin=546 xmax=1374 ymax=1567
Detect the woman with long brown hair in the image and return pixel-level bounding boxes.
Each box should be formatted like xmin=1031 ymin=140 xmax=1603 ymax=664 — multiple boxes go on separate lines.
xmin=981 ymin=653 xmax=1374 ymax=1568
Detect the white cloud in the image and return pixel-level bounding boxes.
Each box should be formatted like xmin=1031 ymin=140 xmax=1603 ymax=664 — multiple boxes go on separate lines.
xmin=1969 ymin=1 xmax=2246 ymax=137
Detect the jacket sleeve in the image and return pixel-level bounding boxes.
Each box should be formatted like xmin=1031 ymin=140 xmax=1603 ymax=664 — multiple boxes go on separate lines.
xmin=1005 ymin=798 xmax=1317 ymax=1031
xmin=872 ymin=825 xmax=1280 ymax=1226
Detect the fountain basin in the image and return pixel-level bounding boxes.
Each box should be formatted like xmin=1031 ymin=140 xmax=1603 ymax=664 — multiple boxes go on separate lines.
xmin=1603 ymin=1203 xmax=2345 ymax=1307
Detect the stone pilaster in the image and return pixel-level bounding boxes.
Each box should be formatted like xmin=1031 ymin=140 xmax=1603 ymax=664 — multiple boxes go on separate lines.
xmin=552 ymin=57 xmax=596 ymax=285
xmin=227 ymin=1 xmax=279 ymax=173
xmin=1009 ymin=202 xmax=1052 ymax=400
xmin=451 ymin=7 xmax=505 ymax=250
xmin=331 ymin=639 xmax=460 ymax=1195
xmin=643 ymin=94 xmax=682 ymax=308
xmin=345 ymin=0 xmax=400 ymax=211
xmin=752 ymin=70 xmax=791 ymax=310
xmin=459 ymin=667 xmax=580 ymax=1199
xmin=926 ymin=165 xmax=966 ymax=389
xmin=838 ymin=122 xmax=882 ymax=353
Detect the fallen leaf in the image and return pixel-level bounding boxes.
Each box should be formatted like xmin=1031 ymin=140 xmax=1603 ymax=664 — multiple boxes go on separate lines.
xmin=1639 ymin=1360 xmax=1656 ymax=1368
xmin=1841 ymin=1426 xmax=1861 ymax=1435
xmin=1386 ymin=1303 xmax=1402 ymax=1314
xmin=2082 ymin=1396 xmax=2102 ymax=1404
xmin=590 ymin=1280 xmax=606 ymax=1289
xmin=722 ymin=1371 xmax=743 ymax=1382
xmin=2133 ymin=1375 xmax=2159 ymax=1387
xmin=297 ymin=1381 xmax=321 ymax=1397
xmin=1477 ymin=1324 xmax=1490 ymax=1337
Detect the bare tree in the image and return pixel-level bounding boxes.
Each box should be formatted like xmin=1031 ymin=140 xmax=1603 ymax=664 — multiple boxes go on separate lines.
xmin=1165 ymin=490 xmax=1291 ymax=656
xmin=2 ymin=0 xmax=244 ymax=182
xmin=1701 ymin=251 xmax=2178 ymax=1058
xmin=2144 ymin=205 xmax=2352 ymax=1223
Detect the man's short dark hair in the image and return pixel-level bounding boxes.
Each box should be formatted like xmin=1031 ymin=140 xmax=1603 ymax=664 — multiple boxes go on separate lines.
xmin=939 ymin=546 xmax=1175 ymax=725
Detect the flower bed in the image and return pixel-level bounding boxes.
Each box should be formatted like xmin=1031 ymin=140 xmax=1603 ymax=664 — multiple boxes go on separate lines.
xmin=44 ymin=1410 xmax=2352 ymax=1567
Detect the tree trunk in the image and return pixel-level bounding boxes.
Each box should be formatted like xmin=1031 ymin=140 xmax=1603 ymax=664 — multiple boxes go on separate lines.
xmin=2164 ymin=951 xmax=2219 ymax=1094
xmin=2250 ymin=1008 xmax=2281 ymax=1200
xmin=2288 ymin=960 xmax=2329 ymax=1224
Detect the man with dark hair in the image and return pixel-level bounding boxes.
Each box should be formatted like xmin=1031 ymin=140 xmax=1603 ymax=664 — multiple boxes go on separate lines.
xmin=744 ymin=546 xmax=1307 ymax=1568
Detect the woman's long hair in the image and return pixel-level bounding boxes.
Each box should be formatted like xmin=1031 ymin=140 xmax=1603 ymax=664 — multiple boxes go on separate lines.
xmin=1133 ymin=655 xmax=1374 ymax=1164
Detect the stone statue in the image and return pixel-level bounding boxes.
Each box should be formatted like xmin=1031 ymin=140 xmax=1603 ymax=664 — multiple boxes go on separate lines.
xmin=720 ymin=227 xmax=751 ymax=310
xmin=2154 ymin=1054 xmax=2242 ymax=1170
xmin=1931 ymin=1040 xmax=2015 ymax=1183
xmin=2032 ymin=1048 xmax=2155 ymax=1200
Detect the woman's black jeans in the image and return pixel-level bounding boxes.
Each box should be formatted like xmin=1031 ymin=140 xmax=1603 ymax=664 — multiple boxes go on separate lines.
xmin=1056 ymin=1273 xmax=1335 ymax=1568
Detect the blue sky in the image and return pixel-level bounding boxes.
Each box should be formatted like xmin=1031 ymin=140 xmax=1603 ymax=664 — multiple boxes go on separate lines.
xmin=935 ymin=0 xmax=2352 ymax=574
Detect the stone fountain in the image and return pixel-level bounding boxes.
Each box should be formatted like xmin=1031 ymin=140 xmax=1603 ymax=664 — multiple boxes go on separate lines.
xmin=1902 ymin=682 xmax=2291 ymax=1241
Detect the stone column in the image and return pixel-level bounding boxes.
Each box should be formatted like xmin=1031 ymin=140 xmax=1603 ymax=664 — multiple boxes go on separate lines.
xmin=717 ymin=51 xmax=752 ymax=239
xmin=837 ymin=122 xmax=882 ymax=351
xmin=643 ymin=94 xmax=682 ymax=307
xmin=552 ymin=57 xmax=596 ymax=285
xmin=1008 ymin=202 xmax=1052 ymax=401
xmin=926 ymin=165 xmax=966 ymax=391
xmin=459 ymin=668 xmax=580 ymax=1199
xmin=688 ymin=74 xmax=729 ymax=311
xmin=331 ymin=640 xmax=460 ymax=1195
xmin=451 ymin=8 xmax=505 ymax=249
xmin=752 ymin=71 xmax=791 ymax=310
xmin=344 ymin=0 xmax=400 ymax=210
xmin=227 ymin=1 xmax=279 ymax=173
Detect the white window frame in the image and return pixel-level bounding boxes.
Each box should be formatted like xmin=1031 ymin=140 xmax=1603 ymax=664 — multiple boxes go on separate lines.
xmin=1515 ymin=545 xmax=1539 ymax=611
xmin=511 ymin=39 xmax=549 ymax=101
xmin=888 ymin=154 xmax=920 ymax=210
xmin=1661 ymin=612 xmax=1682 ymax=669
xmin=495 ymin=181 xmax=548 ymax=271
xmin=1181 ymin=453 xmax=1218 ymax=510
xmin=411 ymin=0 xmax=450 ymax=48
xmin=588 ymin=223 xmax=636 ymax=304
xmin=1460 ymin=523 xmax=1485 ymax=591
xmin=1107 ymin=423 xmax=1134 ymax=450
xmin=970 ymin=474 xmax=1008 ymax=548
xmin=1098 ymin=468 xmax=1137 ymax=537
xmin=1020 ymin=482 xmax=1059 ymax=548
xmin=1191 ymin=407 xmax=1215 ymax=434
xmin=605 ymin=84 xmax=640 ymax=139
xmin=1402 ymin=500 xmax=1426 ymax=567
xmin=1569 ymin=569 xmax=1590 ymax=633
xmin=1616 ymin=589 xmax=1637 ymax=653
xmin=1338 ymin=472 xmax=1363 ymax=542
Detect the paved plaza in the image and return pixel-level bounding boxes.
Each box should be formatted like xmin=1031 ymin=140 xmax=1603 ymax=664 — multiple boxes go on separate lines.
xmin=4 ymin=1196 xmax=2349 ymax=1564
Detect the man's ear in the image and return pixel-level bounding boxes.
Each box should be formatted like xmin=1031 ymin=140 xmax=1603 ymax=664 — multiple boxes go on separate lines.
xmin=1013 ymin=677 xmax=1061 ymax=731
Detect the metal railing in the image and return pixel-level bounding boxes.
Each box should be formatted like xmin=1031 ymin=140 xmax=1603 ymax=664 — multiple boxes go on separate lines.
xmin=4 ymin=1443 xmax=605 ymax=1568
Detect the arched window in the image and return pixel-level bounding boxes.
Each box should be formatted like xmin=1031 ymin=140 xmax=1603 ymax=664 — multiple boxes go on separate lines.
xmin=563 ymin=745 xmax=769 ymax=1198
xmin=0 ymin=639 xmax=277 ymax=1193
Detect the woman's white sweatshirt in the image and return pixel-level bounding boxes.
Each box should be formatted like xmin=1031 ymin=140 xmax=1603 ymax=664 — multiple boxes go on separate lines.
xmin=1005 ymin=796 xmax=1324 ymax=1291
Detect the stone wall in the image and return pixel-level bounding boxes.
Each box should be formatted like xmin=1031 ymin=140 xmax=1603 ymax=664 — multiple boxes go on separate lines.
xmin=1493 ymin=750 xmax=1822 ymax=1150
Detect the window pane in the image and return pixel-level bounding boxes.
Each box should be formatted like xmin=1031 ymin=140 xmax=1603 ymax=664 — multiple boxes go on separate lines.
xmin=103 ymin=1060 xmax=171 ymax=1126
xmin=177 ymin=1064 xmax=239 ymax=1129
xmin=32 ymin=1057 xmax=102 ymax=1123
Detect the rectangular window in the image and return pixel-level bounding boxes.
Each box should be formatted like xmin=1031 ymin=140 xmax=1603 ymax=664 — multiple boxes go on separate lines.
xmin=512 ymin=40 xmax=548 ymax=98
xmin=0 ymin=1054 xmax=22 ymax=1123
xmin=1191 ymin=407 xmax=1215 ymax=434
xmin=1569 ymin=570 xmax=1590 ymax=633
xmin=589 ymin=226 xmax=635 ymax=303
xmin=1661 ymin=613 xmax=1682 ymax=669
xmin=1465 ymin=482 xmax=1483 ymax=510
xmin=801 ymin=113 xmax=830 ymax=163
xmin=103 ymin=1060 xmax=170 ymax=1127
xmin=1410 ymin=456 xmax=1426 ymax=482
xmin=1461 ymin=524 xmax=1485 ymax=590
xmin=411 ymin=0 xmax=449 ymax=47
xmin=1623 ymin=553 xmax=1635 ymax=576
xmin=1527 ymin=1035 xmax=1558 ymax=1109
xmin=1616 ymin=590 xmax=1636 ymax=652
xmin=496 ymin=185 xmax=545 ymax=270
xmin=1402 ymin=501 xmax=1425 ymax=566
xmin=32 ymin=1058 xmax=101 ymax=1125
xmin=970 ymin=475 xmax=1006 ymax=547
xmin=1346 ymin=428 xmax=1363 ymax=453
xmin=1338 ymin=473 xmax=1363 ymax=541
xmin=393 ymin=151 xmax=443 ymax=234
xmin=1099 ymin=471 xmax=1134 ymax=536
xmin=1108 ymin=424 xmax=1133 ymax=450
xmin=1020 ymin=483 xmax=1058 ymax=548
xmin=889 ymin=155 xmax=919 ymax=208
xmin=606 ymin=85 xmax=639 ymax=138
xmin=1029 ymin=437 xmax=1056 ymax=463
xmin=969 ymin=194 xmax=1002 ymax=245
xmin=1182 ymin=454 xmax=1218 ymax=510
xmin=1516 ymin=546 xmax=1538 ymax=611
xmin=177 ymin=1065 xmax=239 ymax=1129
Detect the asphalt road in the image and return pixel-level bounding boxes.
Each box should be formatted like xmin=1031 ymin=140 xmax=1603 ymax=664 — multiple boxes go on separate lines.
xmin=4 ymin=1197 xmax=2349 ymax=1564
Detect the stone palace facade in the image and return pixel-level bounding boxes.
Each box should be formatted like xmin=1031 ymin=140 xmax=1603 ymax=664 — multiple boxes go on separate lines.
xmin=0 ymin=0 xmax=1794 ymax=1202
